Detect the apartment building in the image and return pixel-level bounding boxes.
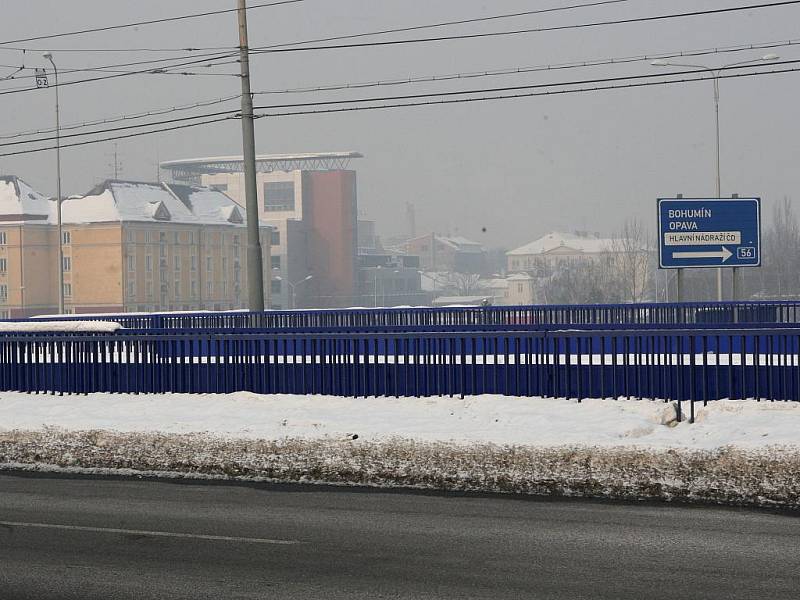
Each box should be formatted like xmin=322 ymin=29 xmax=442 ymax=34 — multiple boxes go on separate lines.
xmin=161 ymin=153 xmax=360 ymax=309
xmin=0 ymin=177 xmax=271 ymax=316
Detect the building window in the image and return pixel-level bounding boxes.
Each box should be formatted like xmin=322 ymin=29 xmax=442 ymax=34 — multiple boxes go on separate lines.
xmin=174 ymin=255 xmax=181 ymax=271
xmin=63 ymin=283 xmax=72 ymax=297
xmin=206 ymin=256 xmax=213 ymax=272
xmin=146 ymin=255 xmax=153 ymax=272
xmin=0 ymin=285 xmax=7 ymax=300
xmin=175 ymin=280 xmax=181 ymax=299
xmin=159 ymin=244 xmax=166 ymax=258
xmin=62 ymin=231 xmax=71 ymax=245
xmin=233 ymin=242 xmax=240 ymax=259
xmin=146 ymin=281 xmax=153 ymax=298
xmin=173 ymin=231 xmax=179 ymax=245
xmin=127 ymin=229 xmax=135 ymax=243
xmin=63 ymin=256 xmax=71 ymax=272
xmin=159 ymin=231 xmax=167 ymax=243
xmin=128 ymin=281 xmax=135 ymax=298
xmin=264 ymin=181 xmax=295 ymax=212
xmin=207 ymin=281 xmax=213 ymax=296
xmin=191 ymin=280 xmax=197 ymax=298
xmin=270 ymin=230 xmax=280 ymax=246
xmin=189 ymin=231 xmax=195 ymax=245
xmin=222 ymin=281 xmax=228 ymax=296
xmin=0 ymin=258 xmax=6 ymax=273
xmin=144 ymin=231 xmax=152 ymax=244
xmin=0 ymin=232 xmax=7 ymax=245
xmin=191 ymin=255 xmax=197 ymax=271
xmin=270 ymin=255 xmax=281 ymax=270
xmin=271 ymin=279 xmax=282 ymax=294
xmin=222 ymin=257 xmax=228 ymax=272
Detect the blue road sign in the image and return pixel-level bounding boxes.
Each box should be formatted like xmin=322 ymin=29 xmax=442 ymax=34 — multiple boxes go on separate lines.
xmin=658 ymin=198 xmax=760 ymax=269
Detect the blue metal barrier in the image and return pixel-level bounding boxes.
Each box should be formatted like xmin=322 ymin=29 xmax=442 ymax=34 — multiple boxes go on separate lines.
xmin=2 ymin=328 xmax=799 ymax=421
xmin=8 ymin=300 xmax=800 ymax=330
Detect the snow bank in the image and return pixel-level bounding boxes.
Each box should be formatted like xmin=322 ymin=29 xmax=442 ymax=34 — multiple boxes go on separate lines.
xmin=0 ymin=321 xmax=121 ymax=333
xmin=1 ymin=393 xmax=799 ymax=507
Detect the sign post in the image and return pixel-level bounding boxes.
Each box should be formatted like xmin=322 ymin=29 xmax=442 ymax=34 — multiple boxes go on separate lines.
xmin=658 ymin=198 xmax=761 ymax=302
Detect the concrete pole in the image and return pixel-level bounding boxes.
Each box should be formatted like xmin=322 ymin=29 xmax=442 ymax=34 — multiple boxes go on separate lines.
xmin=713 ymin=75 xmax=724 ymax=302
xmin=237 ymin=0 xmax=265 ymax=311
xmin=44 ymin=54 xmax=65 ymax=315
xmin=676 ymin=194 xmax=684 ymax=302
xmin=731 ymin=193 xmax=741 ymax=304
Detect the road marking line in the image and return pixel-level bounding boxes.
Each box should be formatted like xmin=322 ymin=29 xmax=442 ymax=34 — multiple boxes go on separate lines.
xmin=0 ymin=520 xmax=299 ymax=545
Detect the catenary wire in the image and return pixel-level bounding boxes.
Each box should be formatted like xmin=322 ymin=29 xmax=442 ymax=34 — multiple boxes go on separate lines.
xmin=0 ymin=0 xmax=306 ymax=47
xmin=0 ymin=95 xmax=241 ymax=141
xmin=2 ymin=36 xmax=798 ymax=143
xmin=250 ymin=37 xmax=800 ymax=96
xmin=253 ymin=66 xmax=800 ymax=118
xmin=0 ymin=66 xmax=796 ymax=158
xmin=6 ymin=60 xmax=792 ymax=148
xmin=1 ymin=2 xmax=795 ymax=96
xmin=249 ymin=58 xmax=800 ymax=110
xmin=0 ymin=51 xmax=240 ymax=96
xmin=250 ymin=1 xmax=800 ymax=54
xmin=0 ymin=0 xmax=634 ymax=53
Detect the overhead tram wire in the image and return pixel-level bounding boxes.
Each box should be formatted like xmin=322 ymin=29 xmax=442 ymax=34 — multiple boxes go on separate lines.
xmin=250 ymin=37 xmax=800 ymax=96
xmin=0 ymin=63 xmax=797 ymax=158
xmin=0 ymin=0 xmax=635 ymax=54
xmin=0 ymin=50 xmax=241 ymax=86
xmin=1 ymin=36 xmax=795 ymax=143
xmin=248 ymin=58 xmax=800 ymax=111
xmin=0 ymin=114 xmax=239 ymax=158
xmin=253 ymin=65 xmax=800 ymax=118
xmin=0 ymin=51 xmax=241 ymax=96
xmin=0 ymin=107 xmax=244 ymax=148
xmin=0 ymin=94 xmax=241 ymax=141
xmin=1 ymin=2 xmax=796 ymax=96
xmin=0 ymin=0 xmax=306 ymax=47
xmin=243 ymin=0 xmax=640 ymax=49
xmin=251 ymin=1 xmax=800 ymax=54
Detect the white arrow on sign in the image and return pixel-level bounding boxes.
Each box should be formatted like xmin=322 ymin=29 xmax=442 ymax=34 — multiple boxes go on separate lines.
xmin=672 ymin=246 xmax=733 ymax=262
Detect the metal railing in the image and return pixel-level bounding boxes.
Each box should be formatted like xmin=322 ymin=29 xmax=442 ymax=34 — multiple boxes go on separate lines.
xmin=9 ymin=300 xmax=800 ymax=330
xmin=2 ymin=327 xmax=798 ymax=420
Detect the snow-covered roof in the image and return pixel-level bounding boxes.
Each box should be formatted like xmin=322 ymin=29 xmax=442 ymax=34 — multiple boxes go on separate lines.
xmin=408 ymin=233 xmax=485 ymax=253
xmin=507 ymin=231 xmax=617 ymax=256
xmin=477 ymin=278 xmax=509 ymax=291
xmin=0 ymin=176 xmax=51 ymax=223
xmin=61 ymin=180 xmax=252 ymax=226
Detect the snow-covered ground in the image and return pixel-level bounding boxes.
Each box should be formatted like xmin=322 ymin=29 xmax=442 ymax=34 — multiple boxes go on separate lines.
xmin=1 ymin=393 xmax=799 ymax=507
xmin=0 ymin=392 xmax=798 ymax=449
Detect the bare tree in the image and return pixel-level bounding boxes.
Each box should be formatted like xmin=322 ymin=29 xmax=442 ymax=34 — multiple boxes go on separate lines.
xmin=757 ymin=197 xmax=800 ymax=298
xmin=442 ymin=272 xmax=482 ymax=296
xmin=610 ymin=218 xmax=652 ymax=303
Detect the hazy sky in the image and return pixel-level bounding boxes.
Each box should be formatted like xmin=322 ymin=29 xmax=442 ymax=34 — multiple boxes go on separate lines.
xmin=2 ymin=0 xmax=799 ymax=249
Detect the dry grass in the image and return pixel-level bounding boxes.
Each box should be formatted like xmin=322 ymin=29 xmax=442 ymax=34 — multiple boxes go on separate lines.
xmin=1 ymin=429 xmax=799 ymax=507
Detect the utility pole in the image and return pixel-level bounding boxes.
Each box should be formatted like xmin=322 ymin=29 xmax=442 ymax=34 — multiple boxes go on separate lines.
xmin=44 ymin=52 xmax=64 ymax=315
xmin=237 ymin=0 xmax=265 ymax=311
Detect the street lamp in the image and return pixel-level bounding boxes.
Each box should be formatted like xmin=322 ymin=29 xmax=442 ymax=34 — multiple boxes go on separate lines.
xmin=286 ymin=274 xmax=313 ymax=310
xmin=652 ymin=53 xmax=779 ymax=301
xmin=43 ymin=51 xmax=64 ymax=314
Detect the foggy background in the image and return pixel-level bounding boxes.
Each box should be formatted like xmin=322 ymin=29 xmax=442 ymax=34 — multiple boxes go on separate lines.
xmin=1 ymin=0 xmax=798 ymax=250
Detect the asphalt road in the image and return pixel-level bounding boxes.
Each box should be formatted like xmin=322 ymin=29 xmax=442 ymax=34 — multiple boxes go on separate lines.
xmin=0 ymin=474 xmax=798 ymax=599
